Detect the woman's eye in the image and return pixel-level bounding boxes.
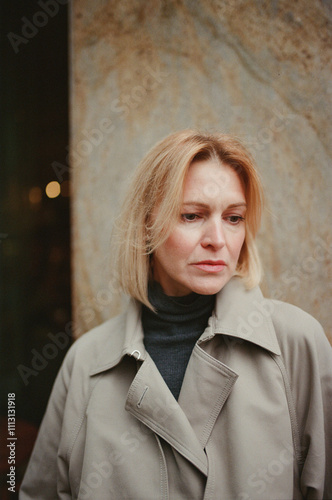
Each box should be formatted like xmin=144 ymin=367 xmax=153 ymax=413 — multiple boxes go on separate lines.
xmin=225 ymin=215 xmax=245 ymax=225
xmin=181 ymin=213 xmax=200 ymax=222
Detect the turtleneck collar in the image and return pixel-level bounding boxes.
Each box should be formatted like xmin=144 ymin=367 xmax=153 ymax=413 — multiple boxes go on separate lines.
xmin=141 ymin=281 xmax=216 ymax=399
xmin=145 ymin=280 xmax=216 ymax=326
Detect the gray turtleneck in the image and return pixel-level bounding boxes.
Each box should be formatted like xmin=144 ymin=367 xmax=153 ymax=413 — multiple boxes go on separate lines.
xmin=142 ymin=281 xmax=216 ymax=400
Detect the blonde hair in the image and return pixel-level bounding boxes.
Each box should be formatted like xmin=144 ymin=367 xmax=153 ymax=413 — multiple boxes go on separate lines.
xmin=111 ymin=130 xmax=264 ymax=309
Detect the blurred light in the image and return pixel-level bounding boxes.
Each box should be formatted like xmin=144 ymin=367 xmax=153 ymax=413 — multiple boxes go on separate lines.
xmin=29 ymin=186 xmax=42 ymax=204
xmin=60 ymin=180 xmax=71 ymax=197
xmin=45 ymin=181 xmax=60 ymax=199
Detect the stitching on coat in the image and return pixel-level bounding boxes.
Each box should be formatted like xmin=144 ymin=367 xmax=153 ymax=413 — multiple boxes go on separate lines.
xmin=269 ymin=353 xmax=303 ymax=465
xmin=129 ymin=409 xmax=208 ymax=472
xmin=137 ymin=386 xmax=149 ymax=407
xmin=203 ymin=440 xmax=214 ymax=500
xmin=195 ymin=344 xmax=238 ymax=376
xmin=126 ymin=354 xmax=207 ymax=472
xmin=155 ymin=435 xmax=169 ymax=500
xmin=66 ymin=374 xmax=103 ymax=462
xmin=201 ymin=376 xmax=236 ymax=448
xmin=126 ymin=356 xmax=152 ymax=407
xmin=191 ymin=345 xmax=238 ymax=447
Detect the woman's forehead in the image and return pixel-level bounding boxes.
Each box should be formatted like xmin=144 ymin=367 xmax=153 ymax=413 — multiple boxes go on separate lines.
xmin=182 ymin=159 xmax=245 ymax=204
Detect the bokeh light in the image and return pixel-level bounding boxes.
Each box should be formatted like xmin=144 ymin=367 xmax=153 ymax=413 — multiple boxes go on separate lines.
xmin=29 ymin=186 xmax=42 ymax=204
xmin=45 ymin=181 xmax=61 ymax=199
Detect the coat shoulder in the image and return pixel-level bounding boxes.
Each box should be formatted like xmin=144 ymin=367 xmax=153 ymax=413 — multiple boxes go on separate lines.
xmin=63 ymin=309 xmax=129 ymax=375
xmin=268 ymin=298 xmax=331 ymax=356
xmin=270 ymin=298 xmax=323 ymax=333
xmin=75 ymin=310 xmax=127 ymax=349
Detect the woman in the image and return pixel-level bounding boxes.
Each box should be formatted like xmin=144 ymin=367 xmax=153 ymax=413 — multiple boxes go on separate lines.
xmin=20 ymin=130 xmax=332 ymax=499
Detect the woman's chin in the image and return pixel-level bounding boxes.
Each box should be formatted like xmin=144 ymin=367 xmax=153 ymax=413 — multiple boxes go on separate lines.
xmin=189 ymin=277 xmax=231 ymax=296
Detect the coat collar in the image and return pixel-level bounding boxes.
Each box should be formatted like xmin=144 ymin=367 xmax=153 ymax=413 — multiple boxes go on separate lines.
xmin=200 ymin=276 xmax=281 ymax=355
xmin=90 ymin=276 xmax=280 ymax=376
xmin=89 ymin=298 xmax=146 ymax=376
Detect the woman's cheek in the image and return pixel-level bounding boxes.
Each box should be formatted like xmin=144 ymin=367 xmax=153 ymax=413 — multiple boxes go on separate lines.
xmin=171 ymin=226 xmax=198 ymax=249
xmin=227 ymin=229 xmax=244 ymax=257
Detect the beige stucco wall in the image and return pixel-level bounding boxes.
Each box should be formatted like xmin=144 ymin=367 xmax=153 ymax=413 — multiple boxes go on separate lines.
xmin=71 ymin=0 xmax=332 ymax=342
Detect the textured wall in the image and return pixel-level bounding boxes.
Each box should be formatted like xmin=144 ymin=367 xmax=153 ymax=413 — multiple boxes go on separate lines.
xmin=71 ymin=0 xmax=332 ymax=342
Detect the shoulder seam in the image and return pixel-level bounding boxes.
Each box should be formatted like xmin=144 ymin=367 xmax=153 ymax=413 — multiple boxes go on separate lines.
xmin=269 ymin=352 xmax=303 ymax=466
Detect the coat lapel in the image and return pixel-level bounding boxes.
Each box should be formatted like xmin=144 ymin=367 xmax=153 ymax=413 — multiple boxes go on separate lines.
xmin=178 ymin=277 xmax=281 ymax=449
xmin=178 ymin=343 xmax=238 ymax=448
xmin=125 ymin=354 xmax=208 ymax=476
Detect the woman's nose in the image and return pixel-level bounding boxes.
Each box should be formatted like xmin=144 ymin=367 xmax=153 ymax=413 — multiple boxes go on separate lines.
xmin=201 ymin=218 xmax=226 ymax=249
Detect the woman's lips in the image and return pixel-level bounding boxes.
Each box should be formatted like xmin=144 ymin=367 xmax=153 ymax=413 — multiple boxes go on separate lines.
xmin=192 ymin=260 xmax=226 ymax=273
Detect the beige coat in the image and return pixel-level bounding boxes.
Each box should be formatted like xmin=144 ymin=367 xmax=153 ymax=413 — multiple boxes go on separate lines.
xmin=20 ymin=277 xmax=332 ymax=500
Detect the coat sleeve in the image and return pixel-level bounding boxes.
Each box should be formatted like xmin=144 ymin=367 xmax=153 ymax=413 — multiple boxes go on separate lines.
xmin=272 ymin=302 xmax=332 ymax=499
xmin=19 ymin=343 xmax=77 ymax=500
xmin=299 ymin=323 xmax=332 ymax=500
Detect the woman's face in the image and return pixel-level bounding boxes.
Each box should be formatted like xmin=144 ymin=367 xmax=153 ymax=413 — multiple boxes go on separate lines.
xmin=152 ymin=159 xmax=246 ymax=296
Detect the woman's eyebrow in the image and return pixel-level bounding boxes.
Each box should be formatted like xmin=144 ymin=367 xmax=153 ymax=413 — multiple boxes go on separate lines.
xmin=182 ymin=201 xmax=247 ymax=209
xmin=182 ymin=201 xmax=210 ymax=209
xmin=227 ymin=202 xmax=247 ymax=209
